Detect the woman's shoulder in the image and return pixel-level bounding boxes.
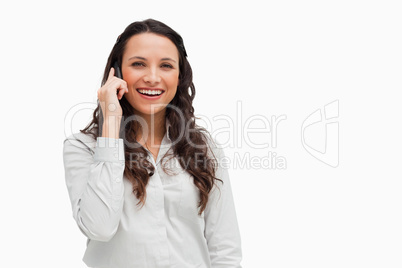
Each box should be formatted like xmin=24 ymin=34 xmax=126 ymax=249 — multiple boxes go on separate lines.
xmin=201 ymin=130 xmax=226 ymax=160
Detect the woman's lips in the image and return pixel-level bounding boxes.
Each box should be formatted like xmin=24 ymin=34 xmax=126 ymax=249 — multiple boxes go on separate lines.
xmin=136 ymin=88 xmax=165 ymax=99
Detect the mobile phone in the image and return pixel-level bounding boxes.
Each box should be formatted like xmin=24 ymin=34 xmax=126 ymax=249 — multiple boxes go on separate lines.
xmin=113 ymin=62 xmax=122 ymax=79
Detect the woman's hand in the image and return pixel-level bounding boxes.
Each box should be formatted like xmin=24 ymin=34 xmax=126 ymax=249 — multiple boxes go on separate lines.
xmin=98 ymin=67 xmax=128 ymax=117
xmin=97 ymin=67 xmax=128 ymax=138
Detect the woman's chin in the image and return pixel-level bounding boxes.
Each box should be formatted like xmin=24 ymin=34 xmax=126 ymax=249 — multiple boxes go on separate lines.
xmin=132 ymin=105 xmax=167 ymax=117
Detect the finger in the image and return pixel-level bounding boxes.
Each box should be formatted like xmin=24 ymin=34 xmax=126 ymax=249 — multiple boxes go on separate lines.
xmin=108 ymin=67 xmax=115 ymax=80
xmin=117 ymin=88 xmax=123 ymax=100
xmin=109 ymin=79 xmax=126 ymax=92
xmin=117 ymin=85 xmax=128 ymax=100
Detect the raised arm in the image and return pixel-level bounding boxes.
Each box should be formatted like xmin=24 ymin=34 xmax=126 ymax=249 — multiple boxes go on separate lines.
xmin=63 ymin=134 xmax=125 ymax=242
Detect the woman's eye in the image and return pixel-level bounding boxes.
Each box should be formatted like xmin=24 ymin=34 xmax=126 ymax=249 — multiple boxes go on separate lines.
xmin=132 ymin=62 xmax=145 ymax=67
xmin=161 ymin=64 xmax=173 ymax=69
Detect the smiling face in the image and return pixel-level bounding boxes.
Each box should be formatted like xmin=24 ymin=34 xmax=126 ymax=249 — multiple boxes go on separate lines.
xmin=121 ymin=33 xmax=180 ymax=116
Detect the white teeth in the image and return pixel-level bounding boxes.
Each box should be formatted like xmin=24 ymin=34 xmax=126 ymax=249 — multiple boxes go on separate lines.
xmin=138 ymin=89 xmax=162 ymax=95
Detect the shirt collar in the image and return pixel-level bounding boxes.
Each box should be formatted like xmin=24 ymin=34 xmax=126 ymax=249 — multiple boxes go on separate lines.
xmin=154 ymin=119 xmax=173 ymax=165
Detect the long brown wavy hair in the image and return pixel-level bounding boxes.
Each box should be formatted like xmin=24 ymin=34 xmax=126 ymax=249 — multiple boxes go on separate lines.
xmin=81 ymin=19 xmax=222 ymax=215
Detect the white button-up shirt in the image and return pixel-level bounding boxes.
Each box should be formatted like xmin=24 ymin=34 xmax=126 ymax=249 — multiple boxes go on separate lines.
xmin=63 ymin=126 xmax=242 ymax=268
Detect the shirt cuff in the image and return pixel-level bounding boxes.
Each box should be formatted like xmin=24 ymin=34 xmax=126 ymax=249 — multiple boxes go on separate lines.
xmin=94 ymin=137 xmax=125 ymax=162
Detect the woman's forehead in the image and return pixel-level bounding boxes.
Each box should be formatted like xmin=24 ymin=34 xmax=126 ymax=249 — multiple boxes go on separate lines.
xmin=123 ymin=33 xmax=179 ymax=61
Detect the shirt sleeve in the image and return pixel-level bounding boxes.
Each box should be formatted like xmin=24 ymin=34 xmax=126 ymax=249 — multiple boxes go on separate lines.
xmin=63 ymin=134 xmax=125 ymax=242
xmin=204 ymin=145 xmax=243 ymax=267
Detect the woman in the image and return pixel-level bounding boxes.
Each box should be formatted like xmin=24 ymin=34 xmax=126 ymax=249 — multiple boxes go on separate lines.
xmin=63 ymin=18 xmax=242 ymax=268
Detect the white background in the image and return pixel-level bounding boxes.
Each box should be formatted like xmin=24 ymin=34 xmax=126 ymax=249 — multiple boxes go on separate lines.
xmin=1 ymin=0 xmax=401 ymax=267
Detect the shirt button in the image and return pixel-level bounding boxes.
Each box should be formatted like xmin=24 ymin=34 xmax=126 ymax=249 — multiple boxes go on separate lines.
xmin=115 ymin=177 xmax=121 ymax=183
xmin=114 ymin=153 xmax=118 ymax=158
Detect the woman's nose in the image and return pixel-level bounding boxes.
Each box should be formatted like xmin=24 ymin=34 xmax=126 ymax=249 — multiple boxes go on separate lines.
xmin=143 ymin=68 xmax=161 ymax=85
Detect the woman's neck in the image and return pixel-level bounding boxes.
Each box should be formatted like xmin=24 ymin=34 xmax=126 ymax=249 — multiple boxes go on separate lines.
xmin=134 ymin=110 xmax=166 ymax=147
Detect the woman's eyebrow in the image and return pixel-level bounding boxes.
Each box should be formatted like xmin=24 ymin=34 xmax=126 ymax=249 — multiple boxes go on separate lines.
xmin=128 ymin=56 xmax=146 ymax=61
xmin=161 ymin=57 xmax=177 ymax=63
xmin=128 ymin=56 xmax=177 ymax=63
